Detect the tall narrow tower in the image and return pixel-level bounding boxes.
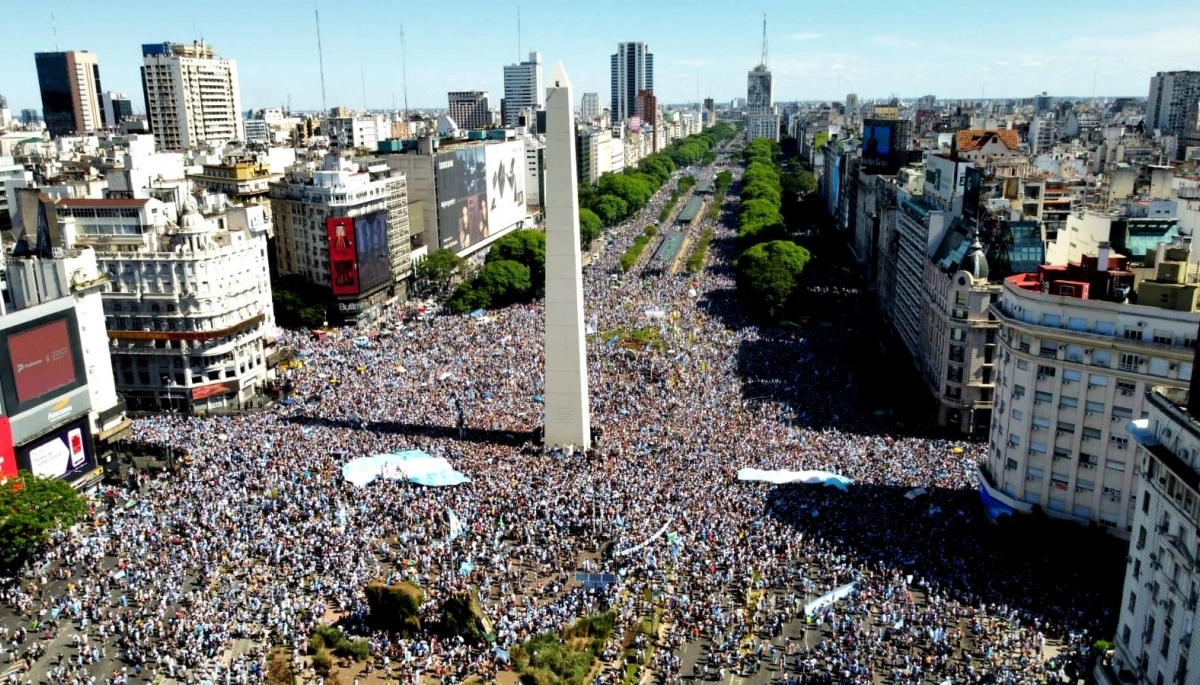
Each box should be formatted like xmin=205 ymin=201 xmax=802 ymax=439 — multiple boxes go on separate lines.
xmin=543 ymin=62 xmax=591 ymax=449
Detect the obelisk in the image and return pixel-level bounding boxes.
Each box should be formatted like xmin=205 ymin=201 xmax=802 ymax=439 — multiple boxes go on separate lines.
xmin=543 ymin=62 xmax=591 ymax=449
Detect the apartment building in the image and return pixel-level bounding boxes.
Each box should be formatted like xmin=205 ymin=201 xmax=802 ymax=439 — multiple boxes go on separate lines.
xmin=269 ymin=156 xmax=411 ymax=322
xmin=983 ymin=245 xmax=1200 ymax=533
xmin=60 ymin=194 xmax=275 ymax=413
xmin=502 ymin=53 xmax=543 ymax=127
xmin=141 ymin=41 xmax=244 ymax=150
xmin=447 ymin=91 xmax=492 ymax=132
xmin=1108 ymin=383 xmax=1200 ymax=685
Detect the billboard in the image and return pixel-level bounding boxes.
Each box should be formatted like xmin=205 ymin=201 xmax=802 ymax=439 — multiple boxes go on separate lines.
xmin=0 ymin=418 xmax=15 ymax=482
xmin=0 ymin=307 xmax=87 ymax=419
xmin=354 ymin=211 xmax=391 ymax=293
xmin=16 ymin=416 xmax=94 ymax=482
xmin=963 ymin=167 xmax=983 ymax=220
xmin=192 ymin=379 xmax=240 ymax=402
xmin=326 ymin=217 xmax=359 ymax=296
xmin=436 ymin=145 xmax=489 ymax=252
xmin=485 ymin=140 xmax=527 ymax=237
xmin=860 ymin=119 xmax=907 ymax=174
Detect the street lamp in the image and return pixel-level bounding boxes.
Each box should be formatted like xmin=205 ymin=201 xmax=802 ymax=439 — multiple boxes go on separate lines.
xmin=161 ymin=376 xmax=176 ymax=472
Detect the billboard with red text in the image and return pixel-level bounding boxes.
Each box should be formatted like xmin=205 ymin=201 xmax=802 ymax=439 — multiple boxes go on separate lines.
xmin=326 ymin=217 xmax=359 ymax=296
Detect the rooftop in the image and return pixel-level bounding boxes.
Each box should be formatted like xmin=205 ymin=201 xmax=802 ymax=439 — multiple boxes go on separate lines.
xmin=956 ymin=129 xmax=1021 ymax=152
xmin=57 ymin=198 xmax=151 ymax=208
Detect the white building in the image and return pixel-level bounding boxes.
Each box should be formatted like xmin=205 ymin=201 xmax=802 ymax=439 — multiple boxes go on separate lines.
xmin=325 ymin=114 xmax=389 ymax=150
xmin=1147 ymin=71 xmax=1200 ymax=140
xmin=523 ymin=132 xmax=544 ymax=208
xmin=100 ymin=92 xmax=133 ymax=129
xmin=580 ymin=92 xmax=600 ymax=122
xmin=270 ymin=156 xmax=411 ymax=322
xmin=243 ymin=119 xmax=268 ymax=144
xmin=983 ymin=248 xmax=1200 ymax=534
xmin=448 ymin=91 xmax=492 ymax=131
xmin=141 ymin=41 xmax=244 ymax=151
xmin=503 ymin=52 xmax=543 ymax=127
xmin=1109 ymin=383 xmax=1200 ymax=685
xmin=1028 ymin=112 xmax=1058 ymax=154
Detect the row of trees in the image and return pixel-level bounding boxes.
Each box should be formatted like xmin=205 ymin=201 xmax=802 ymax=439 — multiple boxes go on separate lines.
xmin=0 ymin=472 xmax=87 ymax=571
xmin=577 ymin=122 xmax=736 ymax=232
xmin=733 ymin=138 xmax=814 ymax=321
xmin=445 ymin=230 xmax=546 ymax=313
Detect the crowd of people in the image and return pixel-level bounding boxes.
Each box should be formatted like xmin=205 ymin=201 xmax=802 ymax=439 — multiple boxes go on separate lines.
xmin=0 ymin=144 xmax=1112 ymax=685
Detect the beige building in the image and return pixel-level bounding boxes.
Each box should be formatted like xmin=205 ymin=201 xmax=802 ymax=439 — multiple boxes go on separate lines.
xmin=983 ymin=248 xmax=1200 ymax=534
xmin=141 ymin=41 xmax=244 ymax=150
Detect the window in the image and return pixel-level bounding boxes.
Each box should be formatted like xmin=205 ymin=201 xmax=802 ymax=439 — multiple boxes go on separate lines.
xmin=1037 ymin=364 xmax=1057 ymax=377
xmin=1057 ymin=422 xmax=1076 ymax=434
xmin=1017 ymin=359 xmax=1029 ymax=370
xmin=1120 ymin=354 xmax=1143 ymax=371
xmin=1117 ymin=380 xmax=1137 ymax=396
xmin=1060 ymin=396 xmax=1079 ymax=408
xmin=1095 ymin=321 xmax=1116 ymax=336
xmin=1035 ymin=391 xmax=1053 ymax=404
xmin=1009 ymin=434 xmax=1022 ymax=447
xmin=1042 ymin=313 xmax=1061 ymax=327
xmin=1112 ymin=407 xmax=1133 ymax=420
xmin=1125 ymin=327 xmax=1144 ymax=341
xmin=950 ymin=328 xmax=966 ymax=342
xmin=1111 ymin=436 xmax=1129 ymax=449
xmin=1012 ymin=409 xmax=1024 ymax=421
xmin=1040 ymin=345 xmax=1058 ymax=359
xmin=1153 ymin=332 xmax=1173 ymax=346
xmin=1014 ymin=384 xmax=1027 ymax=399
xmin=1129 ymin=591 xmax=1138 ymax=612
xmin=1033 ymin=416 xmax=1052 ymax=429
xmin=1076 ymin=478 xmax=1095 ymax=492
xmin=1089 ymin=374 xmax=1109 ymax=388
xmin=1005 ymin=458 xmax=1018 ymax=470
xmin=1106 ymin=459 xmax=1126 ymax=472
xmin=1092 ymin=349 xmax=1112 ymax=368
xmin=1054 ymin=447 xmax=1071 ymax=459
xmin=1027 ymin=466 xmax=1044 ymax=479
xmin=1082 ymin=428 xmax=1102 ymax=440
xmin=1065 ymin=344 xmax=1085 ymax=363
xmin=1030 ymin=441 xmax=1048 ymax=455
xmin=1104 ymin=486 xmax=1122 ymax=499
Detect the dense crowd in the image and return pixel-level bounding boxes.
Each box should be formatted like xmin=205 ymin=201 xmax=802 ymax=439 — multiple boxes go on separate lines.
xmin=0 ymin=149 xmax=1111 ymax=685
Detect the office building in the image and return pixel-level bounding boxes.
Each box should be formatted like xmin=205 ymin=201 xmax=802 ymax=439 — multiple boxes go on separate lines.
xmin=447 ymin=91 xmax=492 ymax=131
xmin=746 ymin=64 xmax=779 ymax=142
xmin=1146 ymin=71 xmax=1200 ymax=140
xmin=610 ymin=42 xmax=654 ymax=125
xmin=141 ymin=41 xmax=244 ymax=150
xmin=503 ymin=52 xmax=543 ymax=127
xmin=34 ymin=51 xmax=103 ymax=137
xmin=1029 ymin=112 xmax=1058 ymax=154
xmin=270 ymin=155 xmax=411 ymax=322
xmin=982 ymin=244 xmax=1200 ymax=533
xmin=1109 ymin=378 xmax=1200 ymax=685
xmin=58 ymin=194 xmax=275 ymax=413
xmin=580 ymin=92 xmax=600 ymax=121
xmin=101 ymin=92 xmax=133 ymax=128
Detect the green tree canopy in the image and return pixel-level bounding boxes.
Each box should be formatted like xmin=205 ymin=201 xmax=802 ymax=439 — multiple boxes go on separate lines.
xmin=739 ymin=198 xmax=785 ymax=227
xmin=487 ymin=229 xmax=545 ymax=289
xmin=734 ymin=240 xmax=813 ymax=321
xmin=0 ymin=472 xmax=87 ymax=570
xmin=476 ymin=259 xmax=532 ymax=306
xmin=592 ymin=194 xmax=629 ymax=226
xmin=597 ymin=174 xmax=653 ymax=212
xmin=579 ymin=208 xmax=603 ymax=248
xmin=414 ymin=249 xmax=466 ymax=299
xmin=741 ymin=180 xmax=782 ymax=206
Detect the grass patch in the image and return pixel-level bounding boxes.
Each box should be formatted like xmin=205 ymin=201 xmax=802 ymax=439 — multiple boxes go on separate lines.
xmin=619 ymin=226 xmax=658 ymax=272
xmin=677 ymin=176 xmax=696 ymax=194
xmin=685 ymin=228 xmax=713 ymax=273
xmin=310 ymin=624 xmax=370 ymax=661
xmin=590 ymin=327 xmax=666 ymax=352
xmin=657 ymin=192 xmax=681 ymax=224
xmin=705 ymin=190 xmax=725 ymax=221
xmin=514 ymin=612 xmax=615 ymax=685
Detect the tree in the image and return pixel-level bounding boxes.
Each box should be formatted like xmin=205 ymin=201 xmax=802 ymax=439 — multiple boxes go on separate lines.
xmin=414 ymin=249 xmax=466 ymax=299
xmin=488 ymin=230 xmax=545 ymax=294
xmin=598 ymin=174 xmax=653 ymax=212
xmin=592 ymin=194 xmax=629 ymax=226
xmin=734 ymin=240 xmax=812 ymax=321
xmin=446 ymin=283 xmax=491 ymax=314
xmin=579 ymin=208 xmax=603 ymax=248
xmin=714 ymin=170 xmax=733 ymax=192
xmin=0 ymin=472 xmax=87 ymax=570
xmin=476 ymin=259 xmax=532 ymax=306
xmin=739 ymin=199 xmax=785 ymax=228
xmin=741 ymin=180 xmax=782 ymax=206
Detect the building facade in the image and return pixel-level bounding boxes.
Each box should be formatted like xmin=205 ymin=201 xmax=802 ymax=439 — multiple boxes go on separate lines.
xmin=35 ymin=51 xmax=103 ymax=138
xmin=447 ymin=91 xmax=492 ymax=131
xmin=610 ymin=42 xmax=653 ymax=125
xmin=983 ymin=250 xmax=1200 ymax=534
xmin=101 ymin=92 xmax=133 ymax=128
xmin=141 ymin=41 xmax=244 ymax=150
xmin=1147 ymin=71 xmax=1200 ymax=140
xmin=580 ymin=92 xmax=600 ymax=122
xmin=270 ymin=156 xmax=411 ymax=322
xmin=503 ymin=53 xmax=543 ymax=127
xmin=1110 ymin=384 xmax=1200 ymax=685
xmin=746 ymin=65 xmax=779 ymax=143
xmin=60 ymin=195 xmax=274 ymax=413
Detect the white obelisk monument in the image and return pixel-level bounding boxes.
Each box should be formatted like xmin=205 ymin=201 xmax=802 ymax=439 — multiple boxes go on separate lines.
xmin=543 ymin=62 xmax=591 ymax=449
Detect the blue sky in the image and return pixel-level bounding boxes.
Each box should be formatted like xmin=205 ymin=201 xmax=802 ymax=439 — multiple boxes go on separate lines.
xmin=3 ymin=0 xmax=1198 ymax=114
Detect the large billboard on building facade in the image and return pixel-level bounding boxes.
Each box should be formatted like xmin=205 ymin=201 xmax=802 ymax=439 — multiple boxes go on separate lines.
xmin=860 ymin=119 xmax=909 ymax=175
xmin=484 ymin=140 xmax=527 ymax=238
xmin=435 ymin=145 xmax=489 ymax=252
xmin=354 ymin=211 xmax=391 ymax=294
xmin=0 ymin=418 xmax=16 ymax=482
xmin=15 ymin=416 xmax=94 ymax=482
xmin=0 ymin=307 xmax=87 ymax=421
xmin=326 ymin=217 xmax=359 ymax=296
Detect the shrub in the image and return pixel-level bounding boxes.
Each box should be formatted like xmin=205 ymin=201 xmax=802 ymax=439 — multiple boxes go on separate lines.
xmin=685 ymin=229 xmax=713 ymax=273
xmin=310 ymin=648 xmax=332 ymax=676
xmin=364 ymin=582 xmax=423 ymax=635
xmin=619 ymin=234 xmax=654 ymax=272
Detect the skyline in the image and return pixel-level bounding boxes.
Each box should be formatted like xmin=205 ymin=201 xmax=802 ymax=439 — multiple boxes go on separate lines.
xmin=2 ymin=0 xmax=1199 ymax=115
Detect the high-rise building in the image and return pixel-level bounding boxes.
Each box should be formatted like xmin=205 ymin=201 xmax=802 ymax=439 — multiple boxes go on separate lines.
xmin=447 ymin=91 xmax=492 ymax=131
xmin=634 ymin=89 xmax=657 ymax=151
xmin=101 ymin=91 xmax=133 ymax=128
xmin=503 ymin=52 xmax=543 ymax=127
xmin=1146 ymin=71 xmax=1200 ymax=141
xmin=610 ymin=42 xmax=653 ymax=125
xmin=580 ymin=92 xmax=600 ymax=121
xmin=34 ymin=51 xmax=103 ymax=137
xmin=270 ymin=155 xmax=412 ymax=322
xmin=746 ymin=65 xmax=779 ymax=142
xmin=141 ymin=41 xmax=244 ymax=150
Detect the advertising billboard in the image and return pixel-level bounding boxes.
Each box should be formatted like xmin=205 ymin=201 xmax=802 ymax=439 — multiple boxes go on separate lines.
xmin=326 ymin=217 xmax=359 ymax=296
xmin=0 ymin=418 xmax=15 ymax=482
xmin=353 ymin=211 xmax=391 ymax=293
xmin=485 ymin=140 xmax=527 ymax=238
xmin=192 ymin=379 xmax=240 ymax=402
xmin=963 ymin=167 xmax=983 ymax=220
xmin=0 ymin=308 xmax=87 ymax=419
xmin=860 ymin=119 xmax=909 ymax=174
xmin=435 ymin=145 xmax=489 ymax=252
xmin=16 ymin=416 xmax=94 ymax=482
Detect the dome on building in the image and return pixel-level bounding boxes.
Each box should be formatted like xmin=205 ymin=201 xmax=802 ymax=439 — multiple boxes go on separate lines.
xmin=178 ymin=196 xmax=208 ymax=233
xmin=963 ymin=233 xmax=989 ymax=281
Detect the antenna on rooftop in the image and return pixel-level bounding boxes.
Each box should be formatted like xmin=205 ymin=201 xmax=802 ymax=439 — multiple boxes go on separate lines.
xmin=760 ymin=14 xmax=769 ymax=68
xmin=51 ymin=13 xmax=59 ymax=51
xmin=400 ymin=25 xmax=411 ymax=122
xmin=315 ymin=7 xmax=328 ymax=114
